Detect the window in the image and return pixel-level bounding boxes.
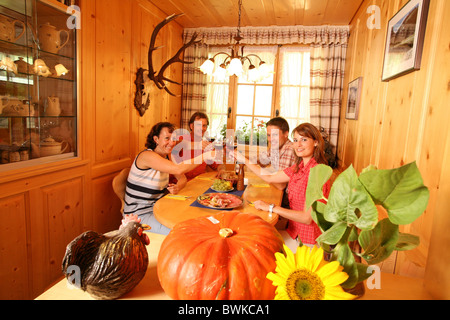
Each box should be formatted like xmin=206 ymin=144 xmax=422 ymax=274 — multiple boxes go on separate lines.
xmin=204 ymin=45 xmax=310 ymax=140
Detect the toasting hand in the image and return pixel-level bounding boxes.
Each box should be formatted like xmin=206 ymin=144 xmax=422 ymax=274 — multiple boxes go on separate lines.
xmin=233 ymin=150 xmax=248 ymax=164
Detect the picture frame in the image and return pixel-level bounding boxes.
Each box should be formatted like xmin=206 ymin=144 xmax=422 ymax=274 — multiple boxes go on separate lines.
xmin=381 ymin=0 xmax=430 ymax=81
xmin=345 ymin=77 xmax=362 ymax=120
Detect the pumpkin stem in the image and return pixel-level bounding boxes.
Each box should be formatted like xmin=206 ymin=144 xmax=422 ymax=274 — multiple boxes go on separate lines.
xmin=219 ymin=228 xmax=234 ymax=238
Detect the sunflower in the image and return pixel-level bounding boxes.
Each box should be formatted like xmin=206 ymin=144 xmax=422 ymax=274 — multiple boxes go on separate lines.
xmin=267 ymin=244 xmax=356 ymax=300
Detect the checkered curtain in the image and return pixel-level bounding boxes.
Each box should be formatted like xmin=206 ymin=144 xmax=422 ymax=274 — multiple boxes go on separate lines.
xmin=310 ymin=41 xmax=348 ymax=151
xmin=182 ymin=26 xmax=349 ymax=145
xmin=180 ymin=43 xmax=209 ymax=130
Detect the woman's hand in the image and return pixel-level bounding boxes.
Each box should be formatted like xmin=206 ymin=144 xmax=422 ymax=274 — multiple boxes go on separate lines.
xmin=167 ymin=183 xmax=180 ymax=194
xmin=253 ymin=200 xmax=269 ymax=211
xmin=233 ymin=150 xmax=247 ymax=164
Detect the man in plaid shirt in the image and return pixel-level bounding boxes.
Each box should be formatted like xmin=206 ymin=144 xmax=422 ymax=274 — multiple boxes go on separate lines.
xmin=258 ymin=117 xmax=296 ymax=214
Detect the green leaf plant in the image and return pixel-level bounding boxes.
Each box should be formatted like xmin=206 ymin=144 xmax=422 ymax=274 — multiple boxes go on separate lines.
xmin=305 ymin=162 xmax=429 ymax=289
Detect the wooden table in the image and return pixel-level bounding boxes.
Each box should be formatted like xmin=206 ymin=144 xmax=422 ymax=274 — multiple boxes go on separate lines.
xmin=36 ymin=232 xmax=434 ymax=300
xmin=153 ymin=171 xmax=282 ymax=228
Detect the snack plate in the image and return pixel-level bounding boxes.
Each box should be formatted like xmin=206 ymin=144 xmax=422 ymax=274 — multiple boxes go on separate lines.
xmin=210 ymin=186 xmax=234 ymax=193
xmin=196 ymin=193 xmax=243 ymax=210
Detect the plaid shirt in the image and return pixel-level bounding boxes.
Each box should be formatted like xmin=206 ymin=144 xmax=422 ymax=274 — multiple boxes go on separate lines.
xmin=283 ymin=158 xmax=331 ymax=244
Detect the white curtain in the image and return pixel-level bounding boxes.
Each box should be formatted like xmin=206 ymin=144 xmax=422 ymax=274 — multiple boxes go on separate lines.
xmin=279 ymin=46 xmax=311 ymax=132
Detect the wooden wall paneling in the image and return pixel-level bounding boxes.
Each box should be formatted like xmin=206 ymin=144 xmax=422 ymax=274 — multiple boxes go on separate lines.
xmin=338 ymin=14 xmax=358 ymax=167
xmin=94 ymin=0 xmax=132 ymax=166
xmin=339 ymin=0 xmax=450 ymax=293
xmin=348 ymin=13 xmax=368 ymax=172
xmin=166 ymin=21 xmax=183 ymax=125
xmin=92 ymin=173 xmax=123 ymax=233
xmin=80 ymin=0 xmax=95 ymax=165
xmin=394 ymin=0 xmax=446 ymax=277
xmin=28 ymin=187 xmax=47 ymax=299
xmin=42 ymin=178 xmax=84 ymax=285
xmin=0 ymin=194 xmax=29 ymax=299
xmin=137 ymin=1 xmax=166 ymax=149
xmin=424 ymin=43 xmax=450 ymax=297
xmin=425 ymin=124 xmax=450 ymax=299
xmin=133 ymin=0 xmax=185 ymax=152
xmin=420 ymin=0 xmax=450 ymax=296
xmin=29 ymin=165 xmax=87 ymax=298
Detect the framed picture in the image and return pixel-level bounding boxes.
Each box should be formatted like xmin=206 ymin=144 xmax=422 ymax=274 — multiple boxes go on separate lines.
xmin=345 ymin=77 xmax=362 ymax=120
xmin=381 ymin=0 xmax=430 ymax=81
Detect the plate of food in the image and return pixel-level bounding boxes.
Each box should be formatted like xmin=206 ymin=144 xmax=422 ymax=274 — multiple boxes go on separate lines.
xmin=210 ymin=179 xmax=234 ymax=192
xmin=197 ymin=193 xmax=243 ymax=210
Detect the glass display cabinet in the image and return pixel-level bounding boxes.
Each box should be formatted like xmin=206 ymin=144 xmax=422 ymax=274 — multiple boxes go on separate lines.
xmin=0 ymin=0 xmax=78 ymax=170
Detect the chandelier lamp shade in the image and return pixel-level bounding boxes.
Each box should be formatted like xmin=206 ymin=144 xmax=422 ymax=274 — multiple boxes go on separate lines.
xmin=199 ymin=0 xmax=272 ymax=82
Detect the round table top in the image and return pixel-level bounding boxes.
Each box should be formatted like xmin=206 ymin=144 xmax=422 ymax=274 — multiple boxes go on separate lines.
xmin=153 ymin=171 xmax=282 ymax=229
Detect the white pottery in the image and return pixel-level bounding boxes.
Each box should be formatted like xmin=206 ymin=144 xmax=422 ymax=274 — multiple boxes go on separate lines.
xmin=39 ymin=22 xmax=69 ymax=54
xmin=0 ymin=14 xmax=25 ymax=43
xmin=39 ymin=137 xmax=68 ymax=157
xmin=46 ymin=96 xmax=61 ymax=116
xmin=33 ymin=59 xmax=52 ymax=77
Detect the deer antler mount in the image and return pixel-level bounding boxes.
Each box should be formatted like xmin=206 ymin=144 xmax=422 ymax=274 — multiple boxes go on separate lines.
xmin=134 ymin=14 xmax=200 ymax=117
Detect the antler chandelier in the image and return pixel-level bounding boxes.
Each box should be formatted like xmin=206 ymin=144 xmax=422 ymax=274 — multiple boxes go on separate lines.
xmin=199 ymin=0 xmax=271 ymax=81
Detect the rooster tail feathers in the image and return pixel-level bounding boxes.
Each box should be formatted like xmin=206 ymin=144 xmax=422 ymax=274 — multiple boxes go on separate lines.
xmin=62 ymin=230 xmax=106 ymax=285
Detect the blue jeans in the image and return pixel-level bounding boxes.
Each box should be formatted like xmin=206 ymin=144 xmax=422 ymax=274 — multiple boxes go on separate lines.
xmin=138 ymin=212 xmax=171 ymax=235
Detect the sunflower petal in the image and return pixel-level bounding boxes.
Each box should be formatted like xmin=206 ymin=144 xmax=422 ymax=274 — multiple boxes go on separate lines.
xmin=324 ymin=286 xmax=356 ymax=300
xmin=294 ymin=245 xmax=309 ymax=268
xmin=322 ymin=271 xmax=349 ymax=287
xmin=316 ymin=261 xmax=341 ymax=278
xmin=283 ymin=244 xmax=297 ymax=270
xmin=308 ymin=246 xmax=324 ymax=272
xmin=266 ymin=272 xmax=287 ymax=287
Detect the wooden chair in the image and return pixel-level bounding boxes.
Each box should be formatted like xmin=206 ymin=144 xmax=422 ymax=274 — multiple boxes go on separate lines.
xmin=112 ymin=168 xmax=130 ymax=214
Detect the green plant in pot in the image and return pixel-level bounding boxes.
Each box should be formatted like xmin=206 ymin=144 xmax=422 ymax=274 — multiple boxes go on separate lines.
xmin=305 ymin=161 xmax=429 ymax=292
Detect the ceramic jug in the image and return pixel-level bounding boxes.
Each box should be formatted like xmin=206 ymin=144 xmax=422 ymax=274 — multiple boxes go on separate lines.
xmin=46 ymin=96 xmax=61 ymax=116
xmin=39 ymin=23 xmax=69 ymax=54
xmin=39 ymin=137 xmax=69 ymax=157
xmin=1 ymin=98 xmax=28 ymax=116
xmin=0 ymin=15 xmax=25 ymax=43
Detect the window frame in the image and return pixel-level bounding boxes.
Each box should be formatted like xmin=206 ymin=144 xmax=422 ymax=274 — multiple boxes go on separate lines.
xmin=203 ymin=44 xmax=310 ymax=139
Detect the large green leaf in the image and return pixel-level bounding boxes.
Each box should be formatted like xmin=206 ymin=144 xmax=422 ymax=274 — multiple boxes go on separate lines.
xmin=305 ymin=164 xmax=333 ymax=210
xmin=324 ymin=165 xmax=378 ymax=230
xmin=310 ymin=201 xmax=333 ymax=232
xmin=315 ymin=221 xmax=348 ymax=245
xmin=359 ymin=162 xmax=429 ymax=225
xmin=332 ymin=242 xmax=358 ymax=289
xmin=358 ymin=218 xmax=399 ymax=265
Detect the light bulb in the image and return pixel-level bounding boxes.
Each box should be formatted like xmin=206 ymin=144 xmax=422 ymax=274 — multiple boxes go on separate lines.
xmin=213 ymin=64 xmax=227 ymax=80
xmin=199 ymin=58 xmax=215 ymax=75
xmin=247 ymin=65 xmax=260 ymax=82
xmin=258 ymin=62 xmax=272 ymax=80
xmin=228 ymin=58 xmax=243 ymax=77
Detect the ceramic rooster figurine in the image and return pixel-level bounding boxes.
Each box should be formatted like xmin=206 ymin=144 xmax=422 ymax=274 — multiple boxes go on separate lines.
xmin=62 ymin=214 xmax=150 ymax=299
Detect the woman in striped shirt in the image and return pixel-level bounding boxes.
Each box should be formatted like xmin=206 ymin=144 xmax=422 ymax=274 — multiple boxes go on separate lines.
xmin=124 ymin=122 xmax=210 ymax=235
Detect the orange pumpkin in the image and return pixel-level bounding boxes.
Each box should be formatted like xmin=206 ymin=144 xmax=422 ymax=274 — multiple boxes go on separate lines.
xmin=157 ymin=211 xmax=284 ymax=300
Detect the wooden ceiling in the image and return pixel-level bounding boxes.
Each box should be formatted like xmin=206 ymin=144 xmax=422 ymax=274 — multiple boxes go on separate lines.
xmin=148 ymin=0 xmax=364 ymax=28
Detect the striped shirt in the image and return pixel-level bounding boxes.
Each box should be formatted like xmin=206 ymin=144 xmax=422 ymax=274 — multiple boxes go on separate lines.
xmin=124 ymin=150 xmax=169 ymax=216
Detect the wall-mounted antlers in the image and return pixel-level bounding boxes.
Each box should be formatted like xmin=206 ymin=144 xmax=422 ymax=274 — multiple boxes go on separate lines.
xmin=134 ymin=14 xmax=200 ymax=117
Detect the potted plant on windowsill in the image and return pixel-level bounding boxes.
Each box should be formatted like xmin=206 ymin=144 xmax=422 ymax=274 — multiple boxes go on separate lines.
xmin=305 ymin=161 xmax=429 ymax=295
xmin=234 ymin=120 xmax=268 ymax=145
